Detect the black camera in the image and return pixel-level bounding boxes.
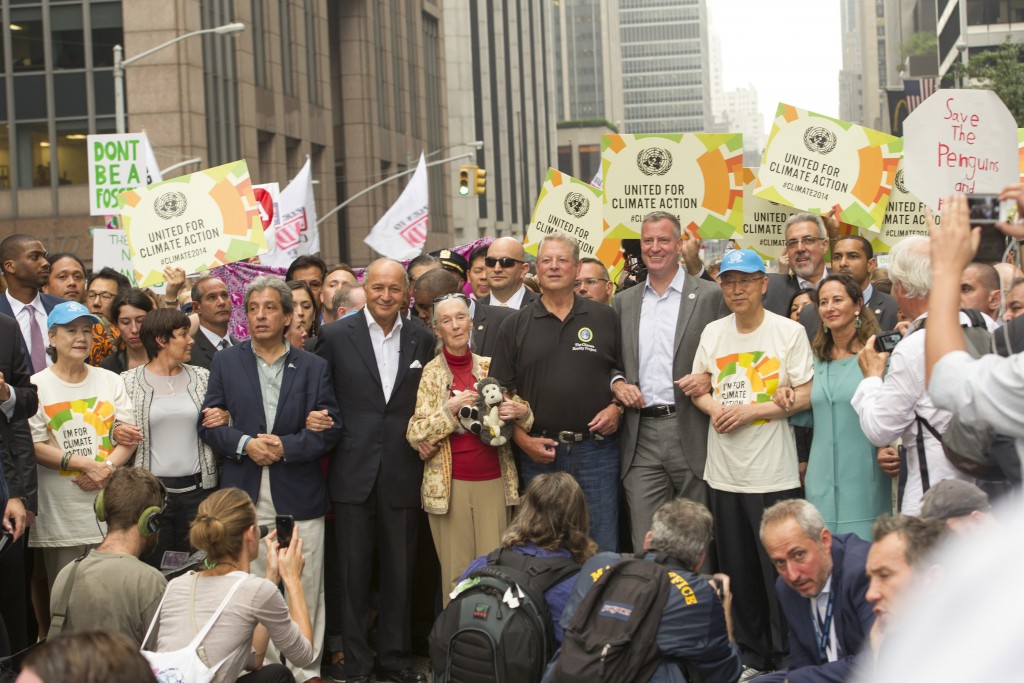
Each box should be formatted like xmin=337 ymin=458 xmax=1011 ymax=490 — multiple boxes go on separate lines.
xmin=874 ymin=330 xmax=902 ymax=353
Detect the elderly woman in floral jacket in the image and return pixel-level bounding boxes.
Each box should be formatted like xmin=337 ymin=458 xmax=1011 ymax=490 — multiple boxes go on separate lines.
xmin=407 ymin=294 xmax=533 ymax=602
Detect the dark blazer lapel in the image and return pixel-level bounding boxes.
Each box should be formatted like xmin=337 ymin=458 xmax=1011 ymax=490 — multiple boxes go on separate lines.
xmin=273 ymin=346 xmax=300 ymax=428
xmin=673 ymin=274 xmax=699 ymax=355
xmin=624 ymin=285 xmax=642 ymax=377
xmin=392 ymin=323 xmax=416 ymax=399
xmin=350 ymin=314 xmax=384 ymax=390
xmin=238 ymin=342 xmax=265 ymax=426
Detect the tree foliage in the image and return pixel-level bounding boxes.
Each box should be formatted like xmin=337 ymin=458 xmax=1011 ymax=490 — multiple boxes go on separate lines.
xmin=902 ymin=32 xmax=938 ymax=61
xmin=960 ymin=41 xmax=1024 ymax=125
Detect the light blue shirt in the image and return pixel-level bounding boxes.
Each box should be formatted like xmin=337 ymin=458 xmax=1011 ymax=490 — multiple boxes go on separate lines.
xmin=638 ymin=267 xmax=686 ymax=406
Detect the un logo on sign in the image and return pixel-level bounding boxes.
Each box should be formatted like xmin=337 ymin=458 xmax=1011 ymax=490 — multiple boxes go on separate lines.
xmin=894 ymin=169 xmax=908 ymax=194
xmin=153 ymin=191 xmax=188 ymax=220
xmin=564 ymin=192 xmax=590 ymax=218
xmin=803 ymin=127 xmax=838 ymax=155
xmin=636 ymin=148 xmax=673 ymax=176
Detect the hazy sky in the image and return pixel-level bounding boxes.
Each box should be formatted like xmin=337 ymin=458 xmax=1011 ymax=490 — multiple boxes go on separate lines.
xmin=708 ymin=0 xmax=843 ymax=131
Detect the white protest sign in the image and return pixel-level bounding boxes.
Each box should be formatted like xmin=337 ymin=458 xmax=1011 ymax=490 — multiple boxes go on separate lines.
xmin=91 ymin=229 xmax=138 ymax=286
xmin=902 ymin=89 xmax=1018 ymax=211
xmin=88 ymin=134 xmax=147 ymax=216
xmin=737 ymin=168 xmax=800 ymax=259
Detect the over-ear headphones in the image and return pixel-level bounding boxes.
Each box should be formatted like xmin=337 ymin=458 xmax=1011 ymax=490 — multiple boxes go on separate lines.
xmin=94 ymin=478 xmax=167 ymax=538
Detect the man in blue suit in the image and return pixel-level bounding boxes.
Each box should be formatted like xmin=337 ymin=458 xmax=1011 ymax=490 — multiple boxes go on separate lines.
xmin=758 ymin=499 xmax=874 ymax=683
xmin=0 ymin=235 xmax=63 ymax=373
xmin=199 ymin=275 xmax=341 ymax=683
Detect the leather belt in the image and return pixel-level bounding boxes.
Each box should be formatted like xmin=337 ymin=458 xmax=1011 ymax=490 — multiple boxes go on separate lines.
xmin=158 ymin=472 xmax=203 ymax=494
xmin=533 ymin=429 xmax=606 ymax=444
xmin=639 ymin=404 xmax=676 ymax=418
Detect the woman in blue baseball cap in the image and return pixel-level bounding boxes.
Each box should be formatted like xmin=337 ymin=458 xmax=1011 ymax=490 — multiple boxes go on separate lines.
xmin=28 ymin=300 xmax=138 ymax=593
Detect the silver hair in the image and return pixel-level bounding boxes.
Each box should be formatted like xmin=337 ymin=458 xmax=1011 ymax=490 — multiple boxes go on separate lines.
xmin=538 ymin=233 xmax=580 ymax=263
xmin=641 ymin=210 xmax=682 ymax=236
xmin=784 ymin=212 xmax=827 ymax=239
xmin=889 ymin=235 xmax=932 ymax=299
xmin=759 ymin=499 xmax=826 ymax=543
xmin=244 ymin=276 xmax=294 ymax=316
xmin=647 ymin=499 xmax=714 ymax=569
xmin=331 ymin=282 xmax=363 ymax=313
xmin=430 ymin=295 xmax=471 ymax=329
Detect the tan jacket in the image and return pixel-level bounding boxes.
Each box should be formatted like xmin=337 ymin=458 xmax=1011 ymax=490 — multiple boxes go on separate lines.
xmin=407 ymin=353 xmax=532 ymax=514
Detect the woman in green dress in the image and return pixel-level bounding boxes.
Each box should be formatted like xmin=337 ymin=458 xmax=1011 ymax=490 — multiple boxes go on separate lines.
xmin=784 ymin=273 xmax=891 ymax=539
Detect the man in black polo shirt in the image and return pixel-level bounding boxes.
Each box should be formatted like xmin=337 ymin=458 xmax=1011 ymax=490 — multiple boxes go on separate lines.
xmin=489 ymin=234 xmax=622 ymax=551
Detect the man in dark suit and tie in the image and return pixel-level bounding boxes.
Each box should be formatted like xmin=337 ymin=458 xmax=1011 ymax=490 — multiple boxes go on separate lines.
xmin=0 ymin=235 xmax=63 ymax=374
xmin=798 ymin=235 xmax=899 ymax=338
xmin=764 ymin=214 xmax=831 ymax=318
xmin=478 ymin=237 xmax=539 ymax=309
xmin=758 ymin=499 xmax=875 ymax=683
xmin=410 ymin=268 xmax=513 ymax=358
xmin=315 ymin=259 xmax=434 ymax=683
xmin=199 ymin=276 xmax=341 ymax=682
xmin=612 ymin=211 xmax=730 ymax=551
xmin=188 ymin=275 xmax=235 ymax=370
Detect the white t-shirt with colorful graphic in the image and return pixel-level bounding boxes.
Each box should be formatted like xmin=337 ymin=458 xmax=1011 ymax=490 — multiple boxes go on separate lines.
xmin=29 ymin=365 xmax=133 ymax=547
xmin=692 ymin=311 xmax=814 ymax=493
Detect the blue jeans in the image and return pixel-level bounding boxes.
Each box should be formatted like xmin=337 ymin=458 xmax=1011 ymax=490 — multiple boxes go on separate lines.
xmin=518 ymin=434 xmax=620 ymax=552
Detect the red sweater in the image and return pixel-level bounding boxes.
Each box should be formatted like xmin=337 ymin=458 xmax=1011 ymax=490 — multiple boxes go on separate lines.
xmin=445 ymin=347 xmax=501 ymax=481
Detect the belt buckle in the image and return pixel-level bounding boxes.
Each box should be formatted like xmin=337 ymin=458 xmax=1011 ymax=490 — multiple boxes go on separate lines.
xmin=557 ymin=430 xmax=579 ymax=444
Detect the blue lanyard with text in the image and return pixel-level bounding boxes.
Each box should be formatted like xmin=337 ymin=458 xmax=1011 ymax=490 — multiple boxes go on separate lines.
xmin=811 ymin=589 xmax=836 ymax=661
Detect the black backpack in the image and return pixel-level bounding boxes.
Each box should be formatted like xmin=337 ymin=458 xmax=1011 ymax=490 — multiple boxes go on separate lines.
xmin=547 ymin=556 xmax=674 ymax=683
xmin=429 ymin=548 xmax=580 ymax=683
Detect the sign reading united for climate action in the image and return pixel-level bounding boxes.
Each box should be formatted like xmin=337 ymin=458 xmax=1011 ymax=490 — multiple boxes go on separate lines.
xmin=524 ymin=168 xmax=604 ymax=259
xmin=755 ymin=103 xmax=901 ymax=232
xmin=737 ymin=168 xmax=800 ymax=260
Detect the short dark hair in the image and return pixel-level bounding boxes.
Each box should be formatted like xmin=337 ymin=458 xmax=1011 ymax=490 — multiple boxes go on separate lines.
xmin=102 ymin=467 xmax=164 ymax=533
xmin=872 ymin=514 xmax=948 ymax=568
xmin=332 ymin=282 xmax=364 ymax=313
xmin=326 ymin=262 xmax=356 ymax=279
xmin=967 ymin=262 xmax=1000 ymax=293
xmin=190 ymin=274 xmax=227 ymax=304
xmin=285 ymin=255 xmax=327 ymax=281
xmin=834 ymin=234 xmax=874 ymax=261
xmin=88 ymin=267 xmax=131 ymax=294
xmin=46 ymin=252 xmax=85 ymax=270
xmin=0 ymin=233 xmax=41 ymax=266
xmin=407 ymin=253 xmax=441 ymax=274
xmin=286 ymin=279 xmax=317 ymax=335
xmin=140 ymin=308 xmax=191 ymax=360
xmin=579 ymin=257 xmax=610 ymax=279
xmin=109 ymin=288 xmax=154 ymax=324
xmin=24 ymin=630 xmax=158 ymax=683
xmin=469 ymin=245 xmax=490 ymax=267
xmin=412 ymin=267 xmax=461 ymax=301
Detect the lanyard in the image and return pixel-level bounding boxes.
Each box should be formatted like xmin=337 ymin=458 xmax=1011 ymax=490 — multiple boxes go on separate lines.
xmin=811 ymin=589 xmax=836 ymax=661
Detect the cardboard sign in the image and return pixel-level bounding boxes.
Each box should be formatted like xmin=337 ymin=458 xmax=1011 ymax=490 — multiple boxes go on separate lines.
xmin=90 ymin=229 xmax=138 ymax=286
xmin=755 ymin=103 xmax=901 ymax=232
xmin=118 ymin=160 xmax=267 ymax=287
xmin=600 ymin=133 xmax=744 ymax=241
xmin=88 ymin=134 xmax=147 ymax=216
xmin=736 ymin=168 xmax=800 ymax=260
xmin=524 ymin=168 xmax=604 ymax=259
xmin=871 ymin=161 xmax=936 ymax=252
xmin=902 ymin=89 xmax=1017 ymax=210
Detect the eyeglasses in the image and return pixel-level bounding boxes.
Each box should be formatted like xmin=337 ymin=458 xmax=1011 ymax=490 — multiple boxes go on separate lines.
xmin=720 ymin=276 xmax=765 ymax=290
xmin=432 ymin=292 xmax=469 ymax=305
xmin=574 ymin=278 xmax=610 ymax=288
xmin=785 ymin=236 xmax=826 ymax=249
xmin=484 ymin=256 xmax=524 ymax=269
xmin=86 ymin=291 xmax=115 ymax=302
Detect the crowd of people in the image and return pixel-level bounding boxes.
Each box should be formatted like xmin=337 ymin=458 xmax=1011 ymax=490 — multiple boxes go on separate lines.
xmin=0 ymin=184 xmax=1020 ymax=683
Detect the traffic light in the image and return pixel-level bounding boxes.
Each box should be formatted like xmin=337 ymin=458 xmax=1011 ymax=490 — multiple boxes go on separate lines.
xmin=458 ymin=165 xmax=475 ymax=195
xmin=473 ymin=167 xmax=487 ymax=195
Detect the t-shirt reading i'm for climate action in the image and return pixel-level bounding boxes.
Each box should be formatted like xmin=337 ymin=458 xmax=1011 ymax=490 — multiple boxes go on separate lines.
xmin=29 ymin=365 xmax=133 ymax=547
xmin=692 ymin=311 xmax=814 ymax=493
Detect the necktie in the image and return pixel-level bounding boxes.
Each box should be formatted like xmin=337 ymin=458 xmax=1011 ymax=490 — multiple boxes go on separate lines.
xmin=27 ymin=307 xmax=45 ymax=372
xmin=218 ymin=339 xmax=229 ymax=350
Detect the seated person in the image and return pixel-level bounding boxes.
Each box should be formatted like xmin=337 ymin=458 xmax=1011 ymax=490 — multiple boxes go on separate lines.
xmin=758 ymin=499 xmax=874 ymax=683
xmin=18 ymin=630 xmax=157 ymax=683
xmin=460 ymin=472 xmax=595 ymax=645
xmin=49 ymin=468 xmax=168 ymax=646
xmin=544 ymin=499 xmax=742 ymax=683
xmin=919 ymin=479 xmax=998 ymax=534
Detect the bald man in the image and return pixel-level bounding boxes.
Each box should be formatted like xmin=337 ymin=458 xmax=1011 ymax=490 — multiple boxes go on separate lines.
xmin=960 ymin=262 xmax=1001 ymax=323
xmin=479 ymin=237 xmax=539 ymax=309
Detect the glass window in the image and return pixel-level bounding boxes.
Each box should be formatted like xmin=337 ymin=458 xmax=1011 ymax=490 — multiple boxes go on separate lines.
xmin=14 ymin=75 xmax=47 ymax=119
xmin=55 ymin=120 xmax=88 ymax=185
xmin=52 ymin=4 xmax=86 ymax=69
xmin=91 ymin=2 xmax=123 ymax=68
xmin=558 ymin=146 xmax=573 ymax=177
xmin=252 ymin=0 xmax=267 ymax=87
xmin=0 ymin=125 xmax=10 ymax=189
xmin=54 ymin=73 xmax=88 ymax=118
xmin=578 ymin=145 xmax=601 ymax=183
xmin=0 ymin=78 xmax=6 ymax=123
xmin=280 ymin=0 xmax=295 ymax=96
xmin=93 ymin=70 xmax=115 ymax=115
xmin=15 ymin=122 xmax=51 ymax=188
xmin=10 ymin=7 xmax=45 ymax=72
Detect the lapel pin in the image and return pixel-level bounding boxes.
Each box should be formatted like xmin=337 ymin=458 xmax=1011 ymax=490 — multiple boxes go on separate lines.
xmin=688 ymin=293 xmax=696 ymax=300
xmin=477 ymin=325 xmax=484 ymax=330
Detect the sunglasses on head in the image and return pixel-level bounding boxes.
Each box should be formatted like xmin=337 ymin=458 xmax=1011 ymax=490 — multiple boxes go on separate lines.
xmin=484 ymin=256 xmax=523 ymax=269
xmin=432 ymin=293 xmax=469 ymax=305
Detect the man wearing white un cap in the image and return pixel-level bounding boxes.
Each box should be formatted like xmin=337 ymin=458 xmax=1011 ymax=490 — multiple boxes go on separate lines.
xmin=690 ymin=249 xmax=815 ymax=679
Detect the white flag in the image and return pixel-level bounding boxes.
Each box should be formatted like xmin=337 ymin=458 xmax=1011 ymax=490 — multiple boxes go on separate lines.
xmin=364 ymin=153 xmax=429 ymax=260
xmin=590 ymin=166 xmax=602 ymax=190
xmin=142 ymin=133 xmax=163 ymax=185
xmin=262 ymin=158 xmax=319 ymax=268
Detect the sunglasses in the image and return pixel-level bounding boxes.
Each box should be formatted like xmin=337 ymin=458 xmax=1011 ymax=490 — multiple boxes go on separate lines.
xmin=484 ymin=256 xmax=524 ymax=269
xmin=432 ymin=292 xmax=469 ymax=305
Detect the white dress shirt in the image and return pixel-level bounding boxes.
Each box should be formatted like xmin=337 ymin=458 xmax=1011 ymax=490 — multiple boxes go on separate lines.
xmin=6 ymin=291 xmax=52 ymax=368
xmin=812 ymin=577 xmax=839 ymax=662
xmin=638 ymin=268 xmax=685 ymax=406
xmin=198 ymin=324 xmax=232 ymax=349
xmin=364 ymin=307 xmax=403 ymax=402
xmin=491 ymin=284 xmax=528 ymax=309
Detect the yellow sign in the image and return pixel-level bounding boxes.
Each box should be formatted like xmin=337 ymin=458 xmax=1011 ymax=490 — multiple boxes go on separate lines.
xmin=524 ymin=168 xmax=604 ymax=259
xmin=737 ymin=168 xmax=800 ymax=260
xmin=118 ymin=161 xmax=267 ymax=287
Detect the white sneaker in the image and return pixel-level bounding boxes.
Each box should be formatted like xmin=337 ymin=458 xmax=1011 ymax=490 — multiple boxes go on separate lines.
xmin=738 ymin=666 xmax=770 ymax=682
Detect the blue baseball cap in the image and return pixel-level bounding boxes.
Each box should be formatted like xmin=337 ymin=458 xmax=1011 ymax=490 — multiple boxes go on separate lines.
xmin=47 ymin=301 xmax=101 ymax=329
xmin=718 ymin=249 xmax=766 ymax=275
